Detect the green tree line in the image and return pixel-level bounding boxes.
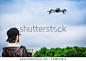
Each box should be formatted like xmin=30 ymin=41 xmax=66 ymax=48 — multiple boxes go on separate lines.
xmin=33 ymin=46 xmax=86 ymax=57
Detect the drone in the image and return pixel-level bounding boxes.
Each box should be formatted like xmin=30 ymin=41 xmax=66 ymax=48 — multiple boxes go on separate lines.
xmin=47 ymin=8 xmax=66 ymax=14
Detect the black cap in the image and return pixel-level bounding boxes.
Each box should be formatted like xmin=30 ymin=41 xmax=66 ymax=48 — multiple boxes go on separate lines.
xmin=6 ymin=28 xmax=19 ymax=42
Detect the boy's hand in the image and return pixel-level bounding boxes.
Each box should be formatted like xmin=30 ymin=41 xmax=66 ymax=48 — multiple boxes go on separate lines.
xmin=27 ymin=49 xmax=33 ymax=53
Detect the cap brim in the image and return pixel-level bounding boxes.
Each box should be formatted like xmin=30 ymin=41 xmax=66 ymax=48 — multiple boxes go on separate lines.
xmin=6 ymin=36 xmax=16 ymax=42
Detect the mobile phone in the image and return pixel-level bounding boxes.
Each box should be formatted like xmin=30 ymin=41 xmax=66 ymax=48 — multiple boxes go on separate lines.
xmin=26 ymin=49 xmax=33 ymax=52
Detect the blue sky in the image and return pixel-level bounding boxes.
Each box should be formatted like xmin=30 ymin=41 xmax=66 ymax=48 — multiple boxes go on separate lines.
xmin=0 ymin=0 xmax=86 ymax=56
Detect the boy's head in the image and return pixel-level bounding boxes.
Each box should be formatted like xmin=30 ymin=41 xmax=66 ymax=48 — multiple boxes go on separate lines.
xmin=6 ymin=28 xmax=20 ymax=43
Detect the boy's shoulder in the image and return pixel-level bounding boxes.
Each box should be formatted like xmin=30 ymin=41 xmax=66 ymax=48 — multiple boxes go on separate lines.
xmin=20 ymin=45 xmax=26 ymax=49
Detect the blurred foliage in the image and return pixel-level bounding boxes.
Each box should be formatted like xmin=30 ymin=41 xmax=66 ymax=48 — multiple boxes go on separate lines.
xmin=32 ymin=46 xmax=86 ymax=57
